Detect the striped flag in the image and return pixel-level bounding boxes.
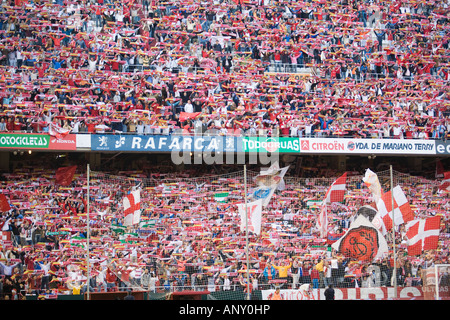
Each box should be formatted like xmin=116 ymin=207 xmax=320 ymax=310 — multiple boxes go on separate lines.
xmin=439 ymin=172 xmax=450 ymax=191
xmin=324 ymin=172 xmax=347 ymax=204
xmin=214 ymin=192 xmax=229 ymax=203
xmin=405 ymin=216 xmax=441 ymax=256
xmin=373 ymin=185 xmax=414 ymax=235
xmin=123 ymin=190 xmax=141 ymax=226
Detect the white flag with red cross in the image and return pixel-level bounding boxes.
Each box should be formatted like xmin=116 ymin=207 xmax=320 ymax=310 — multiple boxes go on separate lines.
xmin=405 ymin=216 xmax=441 ymax=256
xmin=123 ymin=190 xmax=141 ymax=226
xmin=237 ymin=199 xmax=263 ymax=235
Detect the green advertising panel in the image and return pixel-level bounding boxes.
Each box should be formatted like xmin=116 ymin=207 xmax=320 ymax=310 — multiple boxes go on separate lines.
xmin=242 ymin=137 xmax=300 ymax=153
xmin=0 ymin=133 xmax=50 ymax=149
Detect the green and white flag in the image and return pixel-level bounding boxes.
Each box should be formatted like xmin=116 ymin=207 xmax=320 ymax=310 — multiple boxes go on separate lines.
xmin=140 ymin=219 xmax=156 ymax=228
xmin=214 ymin=192 xmax=229 ymax=203
xmin=110 ymin=224 xmax=126 ymax=234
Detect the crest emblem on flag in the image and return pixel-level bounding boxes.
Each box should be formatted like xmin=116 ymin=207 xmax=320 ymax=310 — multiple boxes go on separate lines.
xmin=332 ymin=215 xmax=388 ymax=262
xmin=249 ymin=162 xmax=289 ymax=207
xmin=338 ymin=225 xmax=380 ymax=261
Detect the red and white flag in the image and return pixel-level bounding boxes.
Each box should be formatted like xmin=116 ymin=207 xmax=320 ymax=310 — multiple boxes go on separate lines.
xmin=331 ymin=215 xmax=389 ymax=262
xmin=49 ymin=122 xmax=71 ymax=140
xmin=405 ymin=216 xmax=441 ymax=256
xmin=324 ymin=172 xmax=347 ymax=204
xmin=438 ymin=171 xmax=450 ymax=192
xmin=373 ymin=185 xmax=414 ymax=235
xmin=123 ymin=190 xmax=141 ymax=226
xmin=237 ymin=199 xmax=263 ymax=235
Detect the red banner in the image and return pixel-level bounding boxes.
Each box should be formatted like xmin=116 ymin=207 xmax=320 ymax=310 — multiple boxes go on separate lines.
xmin=55 ymin=166 xmax=77 ymax=186
xmin=48 ymin=134 xmax=77 ymax=150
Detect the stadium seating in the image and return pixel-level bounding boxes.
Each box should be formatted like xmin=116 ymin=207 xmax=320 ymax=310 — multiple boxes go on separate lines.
xmin=0 ymin=0 xmax=449 ymax=300
xmin=0 ymin=0 xmax=448 ymax=140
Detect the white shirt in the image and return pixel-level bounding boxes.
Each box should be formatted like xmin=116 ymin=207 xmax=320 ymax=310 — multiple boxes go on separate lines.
xmin=184 ymin=103 xmax=193 ymax=113
xmin=136 ymin=123 xmax=144 ymax=134
xmin=39 ymin=262 xmax=51 ymax=276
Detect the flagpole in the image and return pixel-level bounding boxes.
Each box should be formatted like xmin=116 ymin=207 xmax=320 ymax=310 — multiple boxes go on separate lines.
xmin=435 ymin=264 xmax=439 ymax=300
xmin=390 ymin=165 xmax=397 ymax=298
xmin=244 ymin=164 xmax=250 ymax=300
xmin=86 ymin=163 xmax=91 ymax=301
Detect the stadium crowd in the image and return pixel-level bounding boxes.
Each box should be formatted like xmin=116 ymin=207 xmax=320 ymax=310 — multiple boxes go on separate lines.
xmin=0 ymin=160 xmax=448 ymax=299
xmin=0 ymin=0 xmax=449 ymax=300
xmin=0 ymin=0 xmax=449 ymax=139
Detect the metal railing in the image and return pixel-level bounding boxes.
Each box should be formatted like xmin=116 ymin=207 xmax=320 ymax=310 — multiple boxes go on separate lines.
xmin=2 ymin=127 xmax=448 ymax=141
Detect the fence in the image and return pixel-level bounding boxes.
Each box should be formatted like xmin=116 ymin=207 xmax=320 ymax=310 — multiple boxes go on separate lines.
xmin=1 ymin=168 xmax=448 ymax=300
xmin=81 ymin=168 xmax=448 ymax=299
xmin=21 ymin=285 xmax=436 ymax=301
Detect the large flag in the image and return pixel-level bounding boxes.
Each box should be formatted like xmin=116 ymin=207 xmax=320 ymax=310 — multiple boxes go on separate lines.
xmin=405 ymin=216 xmax=441 ymax=256
xmin=373 ymin=185 xmax=414 ymax=235
xmin=55 ymin=165 xmax=77 ymax=186
xmin=250 ymin=162 xmax=289 ymax=207
xmin=255 ymin=162 xmax=289 ymax=190
xmin=324 ymin=172 xmax=347 ymax=204
xmin=123 ymin=190 xmax=141 ymax=226
xmin=0 ymin=194 xmax=10 ymax=212
xmin=237 ymin=199 xmax=263 ymax=235
xmin=249 ymin=186 xmax=276 ymax=207
xmin=357 ymin=205 xmax=378 ymax=222
xmin=316 ymin=204 xmax=328 ymax=238
xmin=438 ymin=171 xmax=450 ymax=192
xmin=331 ymin=214 xmax=389 ymax=262
xmin=362 ymin=168 xmax=382 ymax=204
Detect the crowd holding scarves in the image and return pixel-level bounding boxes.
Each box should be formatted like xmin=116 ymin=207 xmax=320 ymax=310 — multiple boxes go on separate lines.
xmin=0 ymin=0 xmax=449 ymax=299
xmin=0 ymin=0 xmax=448 ymax=138
xmin=0 ymin=160 xmax=449 ymax=299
